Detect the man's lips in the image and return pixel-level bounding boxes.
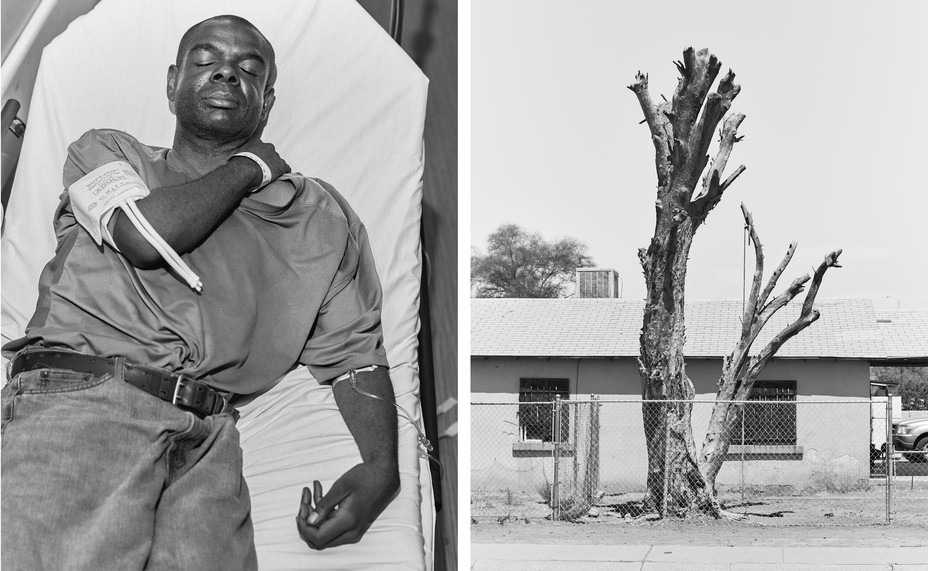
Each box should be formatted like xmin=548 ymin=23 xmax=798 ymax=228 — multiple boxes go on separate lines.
xmin=202 ymin=93 xmax=240 ymax=109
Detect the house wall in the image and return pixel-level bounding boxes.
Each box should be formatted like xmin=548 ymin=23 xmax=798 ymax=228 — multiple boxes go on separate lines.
xmin=471 ymin=356 xmax=872 ymax=495
xmin=472 ymin=356 xmax=871 ymax=399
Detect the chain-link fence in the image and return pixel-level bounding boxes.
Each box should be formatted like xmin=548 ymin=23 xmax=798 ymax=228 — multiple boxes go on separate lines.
xmin=471 ymin=398 xmax=928 ymax=526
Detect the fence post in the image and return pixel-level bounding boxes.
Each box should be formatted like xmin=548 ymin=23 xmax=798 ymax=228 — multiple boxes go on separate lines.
xmin=885 ymin=391 xmax=893 ymax=524
xmin=572 ymin=400 xmax=579 ymax=491
xmin=552 ymin=394 xmax=561 ymax=521
xmin=661 ymin=401 xmax=669 ymax=518
xmin=589 ymin=395 xmax=600 ymax=503
xmin=740 ymin=402 xmax=746 ymax=514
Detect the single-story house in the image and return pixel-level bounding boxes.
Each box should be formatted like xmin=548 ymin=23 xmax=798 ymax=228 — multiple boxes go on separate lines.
xmin=471 ymin=297 xmax=928 ymax=495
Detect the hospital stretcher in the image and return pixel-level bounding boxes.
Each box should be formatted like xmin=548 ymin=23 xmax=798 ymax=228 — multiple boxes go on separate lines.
xmin=0 ymin=0 xmax=434 ymax=568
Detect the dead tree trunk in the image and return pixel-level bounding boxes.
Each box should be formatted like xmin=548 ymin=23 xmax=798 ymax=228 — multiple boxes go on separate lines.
xmin=630 ymin=48 xmax=843 ymax=518
xmin=629 ymin=48 xmax=746 ymax=517
xmin=699 ymin=205 xmax=842 ymax=489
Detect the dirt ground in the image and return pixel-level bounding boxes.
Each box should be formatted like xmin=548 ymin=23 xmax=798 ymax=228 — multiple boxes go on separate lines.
xmin=472 ymin=484 xmax=928 ymax=548
xmin=472 ymin=519 xmax=928 ymax=548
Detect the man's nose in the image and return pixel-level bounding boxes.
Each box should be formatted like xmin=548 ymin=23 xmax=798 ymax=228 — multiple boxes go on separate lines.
xmin=211 ymin=63 xmax=239 ymax=85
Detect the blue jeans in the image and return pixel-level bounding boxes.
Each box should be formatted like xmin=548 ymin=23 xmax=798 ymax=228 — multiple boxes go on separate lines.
xmin=1 ymin=359 xmax=257 ymax=570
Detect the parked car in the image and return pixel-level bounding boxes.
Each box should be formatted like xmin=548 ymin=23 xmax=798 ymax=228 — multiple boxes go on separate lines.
xmin=893 ymin=416 xmax=928 ymax=463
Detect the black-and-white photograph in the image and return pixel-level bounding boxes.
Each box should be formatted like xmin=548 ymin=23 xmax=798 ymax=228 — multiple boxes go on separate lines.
xmin=4 ymin=0 xmax=928 ymax=569
xmin=1 ymin=0 xmax=457 ymax=569
xmin=470 ymin=0 xmax=927 ymax=568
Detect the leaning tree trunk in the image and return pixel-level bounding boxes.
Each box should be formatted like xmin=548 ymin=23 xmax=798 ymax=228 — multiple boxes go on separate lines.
xmin=630 ymin=48 xmax=746 ymax=518
xmin=699 ymin=205 xmax=842 ymax=489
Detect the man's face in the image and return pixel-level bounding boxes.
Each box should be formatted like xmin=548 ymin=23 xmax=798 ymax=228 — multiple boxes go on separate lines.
xmin=168 ymin=21 xmax=275 ymax=142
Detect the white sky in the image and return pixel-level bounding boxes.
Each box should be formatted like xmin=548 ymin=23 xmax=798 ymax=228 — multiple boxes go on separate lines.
xmin=470 ymin=0 xmax=928 ymax=310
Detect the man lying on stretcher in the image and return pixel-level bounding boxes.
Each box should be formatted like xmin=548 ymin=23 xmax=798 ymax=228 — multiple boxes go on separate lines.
xmin=1 ymin=14 xmax=398 ymax=570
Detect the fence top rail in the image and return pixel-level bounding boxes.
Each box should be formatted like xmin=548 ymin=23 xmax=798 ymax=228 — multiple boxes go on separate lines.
xmin=472 ymin=398 xmax=874 ymax=405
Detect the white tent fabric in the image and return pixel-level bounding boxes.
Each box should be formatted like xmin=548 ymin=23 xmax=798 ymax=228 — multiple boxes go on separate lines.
xmin=0 ymin=0 xmax=432 ymax=568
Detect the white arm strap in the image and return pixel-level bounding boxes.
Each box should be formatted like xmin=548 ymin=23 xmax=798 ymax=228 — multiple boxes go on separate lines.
xmin=69 ymin=161 xmax=202 ymax=292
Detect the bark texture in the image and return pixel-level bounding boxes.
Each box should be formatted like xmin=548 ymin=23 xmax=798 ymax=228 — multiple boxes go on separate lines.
xmin=630 ymin=48 xmax=746 ymax=517
xmin=699 ymin=205 xmax=842 ymax=489
xmin=630 ymin=47 xmax=842 ymax=519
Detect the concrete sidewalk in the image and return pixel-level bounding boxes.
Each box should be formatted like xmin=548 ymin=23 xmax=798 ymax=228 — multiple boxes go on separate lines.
xmin=472 ymin=543 xmax=928 ymax=570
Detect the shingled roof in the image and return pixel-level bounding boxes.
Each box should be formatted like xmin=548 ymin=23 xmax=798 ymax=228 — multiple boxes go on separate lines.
xmin=471 ymin=298 xmax=893 ymax=359
xmin=875 ymin=309 xmax=928 ymax=362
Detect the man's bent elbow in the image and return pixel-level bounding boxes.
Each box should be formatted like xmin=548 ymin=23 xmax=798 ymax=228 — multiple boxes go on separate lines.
xmin=111 ymin=212 xmax=174 ymax=268
xmin=388 ymin=467 xmax=401 ymax=497
xmin=113 ymin=234 xmax=164 ymax=269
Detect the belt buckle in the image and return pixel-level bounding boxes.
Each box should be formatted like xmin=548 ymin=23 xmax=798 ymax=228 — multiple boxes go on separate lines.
xmin=172 ymin=375 xmax=190 ymax=407
xmin=172 ymin=374 xmax=238 ymax=421
xmin=171 ymin=374 xmax=203 ymax=416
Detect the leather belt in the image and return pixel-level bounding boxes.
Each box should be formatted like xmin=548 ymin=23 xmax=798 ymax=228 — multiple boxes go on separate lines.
xmin=9 ymin=349 xmax=238 ymax=421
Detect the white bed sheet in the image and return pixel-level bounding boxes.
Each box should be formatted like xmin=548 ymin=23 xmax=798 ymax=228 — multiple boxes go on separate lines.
xmin=0 ymin=0 xmax=433 ymax=569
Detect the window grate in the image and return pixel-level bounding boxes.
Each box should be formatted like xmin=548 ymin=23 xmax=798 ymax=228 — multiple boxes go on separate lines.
xmin=518 ymin=378 xmax=569 ymax=442
xmin=740 ymin=381 xmax=797 ymax=446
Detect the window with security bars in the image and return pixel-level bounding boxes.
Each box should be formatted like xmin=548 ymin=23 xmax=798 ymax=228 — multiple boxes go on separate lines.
xmin=739 ymin=381 xmax=797 ymax=445
xmin=518 ymin=378 xmax=569 ymax=442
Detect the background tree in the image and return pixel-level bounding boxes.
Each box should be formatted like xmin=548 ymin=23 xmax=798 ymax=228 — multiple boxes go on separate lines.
xmin=872 ymin=367 xmax=928 ymax=410
xmin=629 ymin=48 xmax=841 ymax=518
xmin=471 ymin=223 xmax=594 ymax=298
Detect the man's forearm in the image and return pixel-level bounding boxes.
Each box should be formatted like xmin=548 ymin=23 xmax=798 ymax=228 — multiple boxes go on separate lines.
xmin=332 ymin=367 xmax=399 ymax=471
xmin=296 ymin=367 xmax=400 ymax=548
xmin=113 ymin=157 xmax=262 ymax=267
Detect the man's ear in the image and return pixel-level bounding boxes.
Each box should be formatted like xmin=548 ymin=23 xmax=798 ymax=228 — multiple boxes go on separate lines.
xmin=166 ymin=64 xmax=178 ymax=115
xmin=261 ymin=88 xmax=276 ymax=123
xmin=252 ymin=88 xmax=276 ymax=140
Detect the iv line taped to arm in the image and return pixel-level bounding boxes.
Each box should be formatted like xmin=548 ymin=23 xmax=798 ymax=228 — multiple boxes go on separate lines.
xmin=68 ymin=161 xmax=202 ymax=292
xmin=333 ymin=367 xmax=442 ymax=477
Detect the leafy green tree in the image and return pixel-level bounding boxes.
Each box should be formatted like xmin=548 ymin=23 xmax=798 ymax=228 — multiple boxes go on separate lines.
xmin=471 ymin=224 xmax=594 ymax=298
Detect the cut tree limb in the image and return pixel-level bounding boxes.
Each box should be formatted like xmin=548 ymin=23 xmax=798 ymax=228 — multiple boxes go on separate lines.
xmin=628 ymin=73 xmax=673 ymax=187
xmin=758 ymin=241 xmax=798 ymax=313
xmin=693 ymin=70 xmax=741 ymax=180
xmin=740 ymin=205 xmax=764 ymax=340
xmin=803 ymin=250 xmax=843 ymax=315
xmin=691 ymin=114 xmax=746 ymax=224
xmin=672 ymin=48 xmax=721 ymax=147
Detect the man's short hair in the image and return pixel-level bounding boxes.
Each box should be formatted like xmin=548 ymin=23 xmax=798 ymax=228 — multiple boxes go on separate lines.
xmin=176 ymin=15 xmax=277 ymax=89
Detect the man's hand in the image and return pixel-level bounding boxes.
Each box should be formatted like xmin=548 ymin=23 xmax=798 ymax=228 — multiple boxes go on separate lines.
xmin=230 ymin=139 xmax=291 ymax=189
xmin=113 ymin=139 xmax=291 ymax=268
xmin=295 ymin=461 xmax=400 ymax=550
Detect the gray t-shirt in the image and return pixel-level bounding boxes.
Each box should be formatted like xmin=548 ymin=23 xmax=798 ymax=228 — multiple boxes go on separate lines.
xmin=4 ymin=129 xmax=389 ymax=394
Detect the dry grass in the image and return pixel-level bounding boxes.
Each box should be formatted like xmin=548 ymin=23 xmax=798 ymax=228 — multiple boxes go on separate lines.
xmin=471 ymin=480 xmax=928 ymax=528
